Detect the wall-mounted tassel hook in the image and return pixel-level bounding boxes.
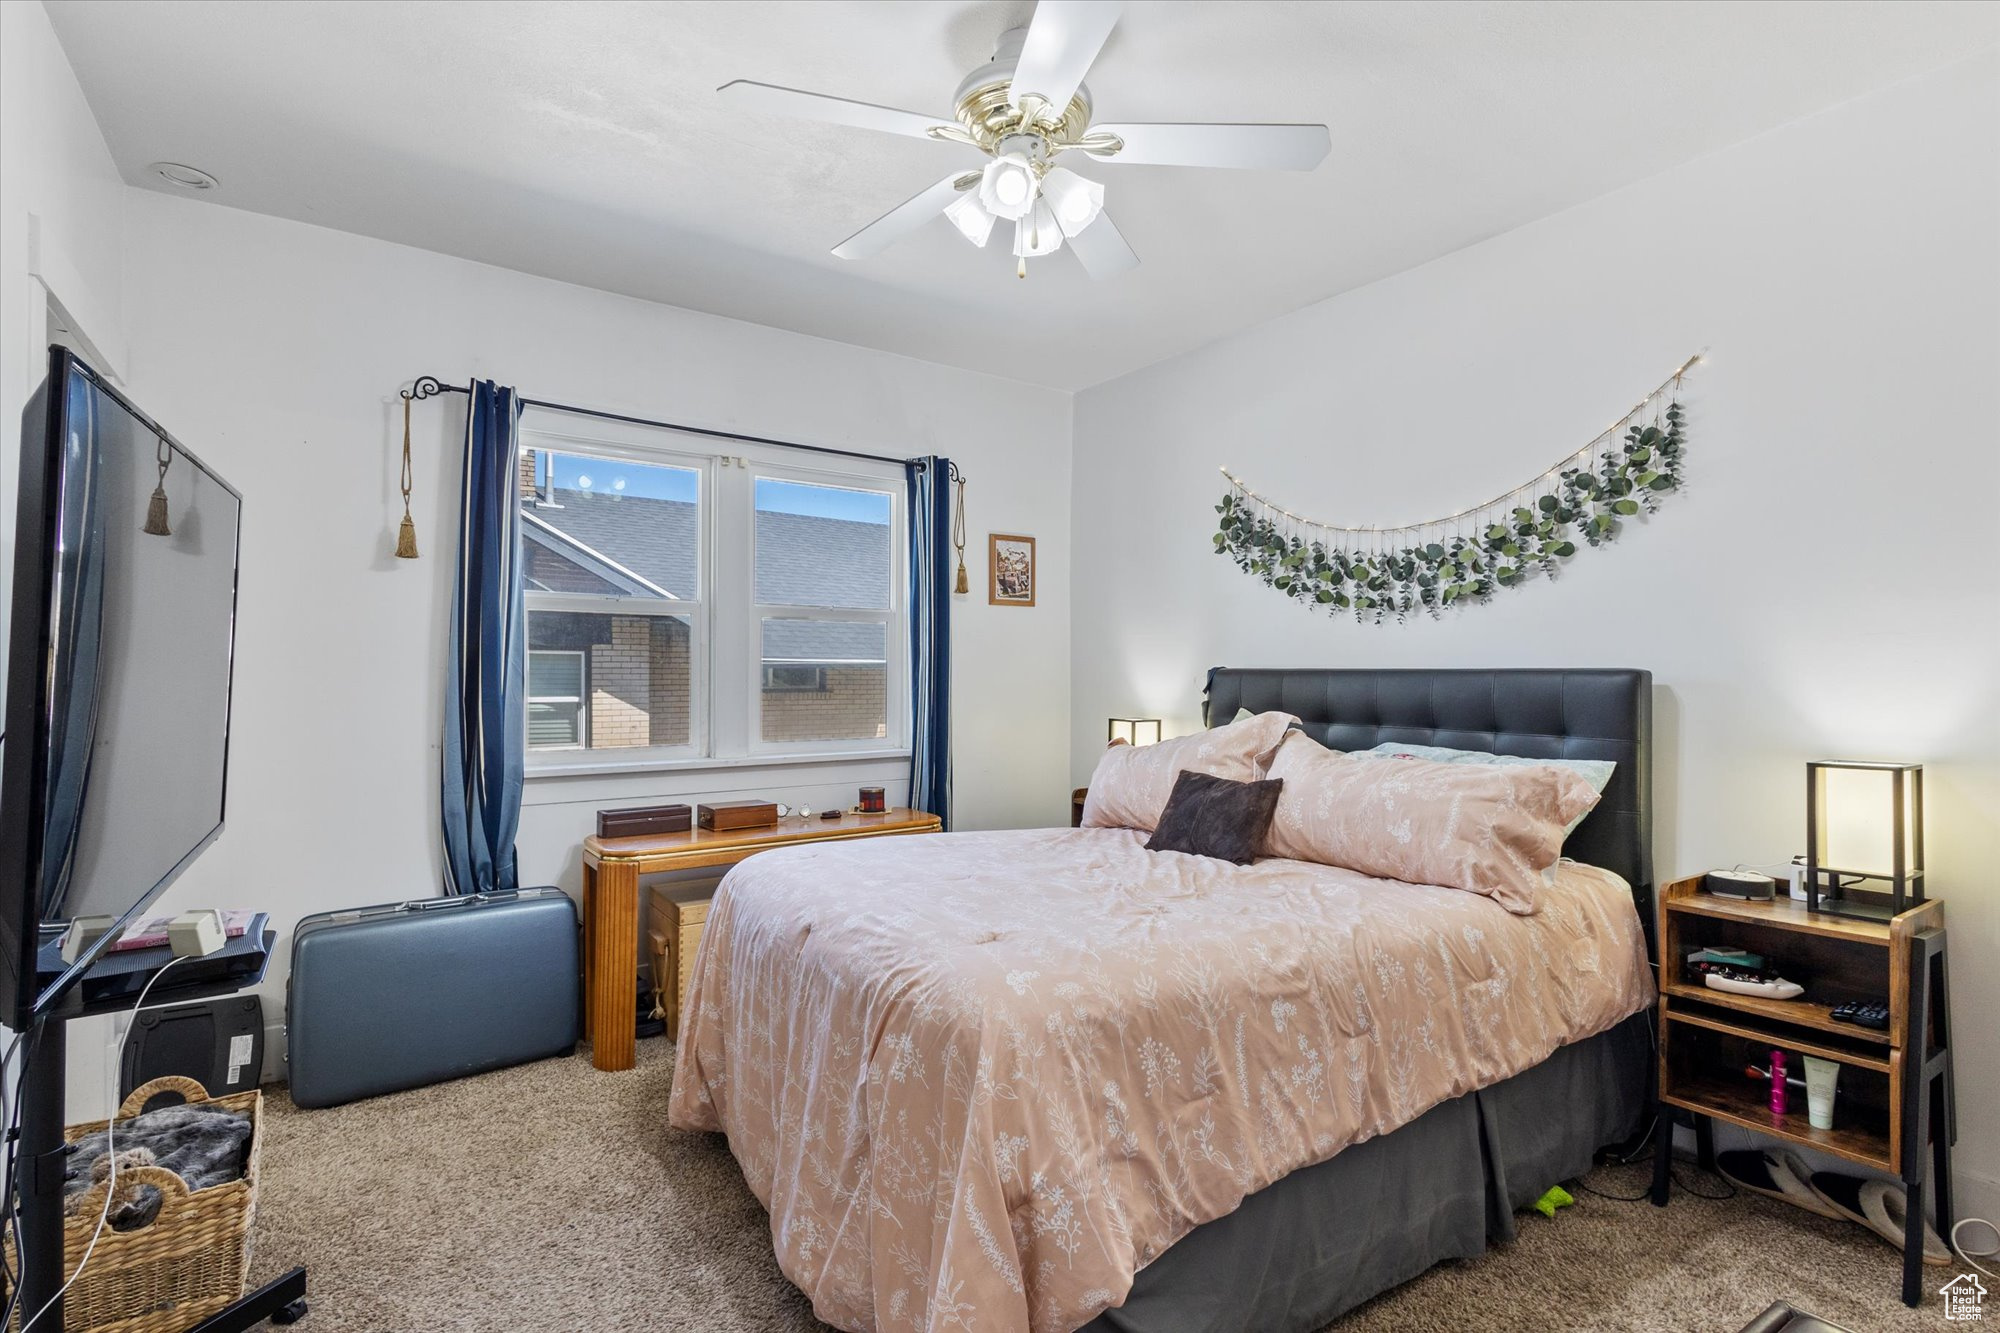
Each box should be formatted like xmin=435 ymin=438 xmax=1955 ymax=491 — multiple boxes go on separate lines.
xmin=394 ymin=390 xmax=420 ymax=558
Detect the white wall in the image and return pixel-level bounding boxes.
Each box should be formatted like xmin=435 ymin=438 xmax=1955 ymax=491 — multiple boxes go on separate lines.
xmin=0 ymin=0 xmax=127 ymax=680
xmin=1071 ymin=54 xmax=2000 ymax=1220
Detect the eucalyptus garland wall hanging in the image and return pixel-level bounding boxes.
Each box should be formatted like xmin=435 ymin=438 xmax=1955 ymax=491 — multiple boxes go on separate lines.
xmin=1214 ymin=353 xmax=1699 ymax=623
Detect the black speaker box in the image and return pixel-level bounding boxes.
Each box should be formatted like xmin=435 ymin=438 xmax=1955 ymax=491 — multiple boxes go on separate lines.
xmin=120 ymin=994 xmax=265 ymax=1102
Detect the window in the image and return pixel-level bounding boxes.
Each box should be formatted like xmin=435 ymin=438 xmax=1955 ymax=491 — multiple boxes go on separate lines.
xmin=526 ymin=650 xmax=586 ymax=748
xmin=521 ymin=443 xmax=701 ymax=758
xmin=520 ymin=420 xmax=905 ymax=770
xmin=761 ymin=664 xmax=828 ymax=693
xmin=753 ymin=478 xmax=895 ymax=747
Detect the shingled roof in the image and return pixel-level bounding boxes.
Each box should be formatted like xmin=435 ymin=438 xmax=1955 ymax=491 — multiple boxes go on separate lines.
xmin=524 ymin=489 xmax=892 ymax=663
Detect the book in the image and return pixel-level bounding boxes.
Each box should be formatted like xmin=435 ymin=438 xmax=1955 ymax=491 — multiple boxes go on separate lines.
xmin=108 ymin=908 xmax=260 ymax=953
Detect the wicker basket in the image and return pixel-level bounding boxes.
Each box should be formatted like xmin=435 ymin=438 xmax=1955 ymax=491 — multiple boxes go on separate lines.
xmin=5 ymin=1076 xmax=262 ymax=1333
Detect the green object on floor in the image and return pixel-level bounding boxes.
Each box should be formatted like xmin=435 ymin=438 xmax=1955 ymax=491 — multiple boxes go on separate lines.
xmin=1532 ymin=1185 xmax=1574 ymax=1218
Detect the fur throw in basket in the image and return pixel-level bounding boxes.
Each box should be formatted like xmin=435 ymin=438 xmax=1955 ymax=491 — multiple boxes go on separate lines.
xmin=63 ymin=1104 xmax=253 ymax=1230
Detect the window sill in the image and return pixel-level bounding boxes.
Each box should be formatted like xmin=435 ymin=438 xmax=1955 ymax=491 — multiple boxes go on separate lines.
xmin=525 ymin=748 xmax=910 ymax=781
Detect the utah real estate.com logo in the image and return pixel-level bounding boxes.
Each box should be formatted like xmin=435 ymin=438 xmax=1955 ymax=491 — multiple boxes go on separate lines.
xmin=1943 ymin=1273 xmax=1987 ymax=1323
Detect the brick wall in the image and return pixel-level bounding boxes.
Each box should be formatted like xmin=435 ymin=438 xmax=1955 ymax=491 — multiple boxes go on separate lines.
xmin=588 ymin=617 xmax=653 ymax=748
xmin=586 ymin=615 xmax=690 ymax=748
xmin=648 ymin=618 xmax=691 ymax=746
xmin=760 ymin=664 xmax=887 ymax=743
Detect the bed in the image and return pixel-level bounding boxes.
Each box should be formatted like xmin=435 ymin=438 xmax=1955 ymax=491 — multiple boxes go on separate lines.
xmin=668 ymin=667 xmax=1658 ymax=1333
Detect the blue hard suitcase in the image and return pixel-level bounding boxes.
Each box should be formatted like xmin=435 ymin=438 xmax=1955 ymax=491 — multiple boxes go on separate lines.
xmin=287 ymin=888 xmax=579 ymax=1108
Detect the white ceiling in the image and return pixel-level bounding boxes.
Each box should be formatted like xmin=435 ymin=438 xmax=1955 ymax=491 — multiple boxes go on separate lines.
xmin=46 ymin=0 xmax=2000 ymax=390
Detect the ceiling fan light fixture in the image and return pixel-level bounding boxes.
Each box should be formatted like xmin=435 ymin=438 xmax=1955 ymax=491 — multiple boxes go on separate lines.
xmin=1039 ymin=167 xmax=1104 ymax=237
xmin=944 ymin=192 xmax=997 ymax=248
xmin=979 ymin=153 xmax=1039 ymax=221
xmin=1012 ymin=199 xmax=1064 ymax=261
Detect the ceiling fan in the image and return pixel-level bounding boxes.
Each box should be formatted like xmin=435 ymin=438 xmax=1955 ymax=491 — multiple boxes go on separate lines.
xmin=720 ymin=0 xmax=1330 ymax=280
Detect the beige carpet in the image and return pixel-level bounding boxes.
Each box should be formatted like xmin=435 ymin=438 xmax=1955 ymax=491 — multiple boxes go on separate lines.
xmin=248 ymin=1039 xmax=1956 ymax=1332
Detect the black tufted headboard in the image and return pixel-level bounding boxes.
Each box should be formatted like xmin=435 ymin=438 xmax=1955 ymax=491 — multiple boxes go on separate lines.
xmin=1204 ymin=667 xmax=1654 ymax=928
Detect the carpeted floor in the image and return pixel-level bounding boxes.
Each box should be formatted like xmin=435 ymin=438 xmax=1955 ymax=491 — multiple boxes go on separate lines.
xmin=248 ymin=1039 xmax=1955 ymax=1332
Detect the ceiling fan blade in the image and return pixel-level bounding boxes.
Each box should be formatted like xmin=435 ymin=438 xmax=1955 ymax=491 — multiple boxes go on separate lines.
xmin=1068 ymin=210 xmax=1139 ymax=279
xmin=1087 ymin=122 xmax=1331 ymax=170
xmin=832 ymin=174 xmax=972 ymax=261
xmin=1009 ymin=1 xmax=1122 ymax=119
xmin=719 ymin=80 xmax=952 ymax=141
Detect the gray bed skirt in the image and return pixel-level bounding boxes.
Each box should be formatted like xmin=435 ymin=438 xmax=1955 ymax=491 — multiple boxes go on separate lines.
xmin=1082 ymin=1012 xmax=1651 ymax=1333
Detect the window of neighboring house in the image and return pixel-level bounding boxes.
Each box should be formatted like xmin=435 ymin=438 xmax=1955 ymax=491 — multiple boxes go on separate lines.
xmin=761 ymin=664 xmax=829 ymax=693
xmin=526 ymin=650 xmax=588 ymax=748
xmin=519 ymin=421 xmax=906 ymax=771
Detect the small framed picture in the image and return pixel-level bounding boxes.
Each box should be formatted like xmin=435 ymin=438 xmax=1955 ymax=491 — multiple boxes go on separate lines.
xmin=988 ymin=533 xmax=1036 ymax=607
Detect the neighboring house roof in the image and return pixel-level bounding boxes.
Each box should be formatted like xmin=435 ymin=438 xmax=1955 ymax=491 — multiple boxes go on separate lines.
xmin=522 ymin=511 xmax=675 ymax=599
xmin=524 ymin=488 xmax=892 ymax=664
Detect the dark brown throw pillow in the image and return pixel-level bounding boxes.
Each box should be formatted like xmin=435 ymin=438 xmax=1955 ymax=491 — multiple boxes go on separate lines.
xmin=1144 ymin=770 xmax=1285 ymax=865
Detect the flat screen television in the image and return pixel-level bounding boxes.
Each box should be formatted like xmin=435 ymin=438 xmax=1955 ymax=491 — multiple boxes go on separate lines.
xmin=0 ymin=346 xmax=241 ymax=1028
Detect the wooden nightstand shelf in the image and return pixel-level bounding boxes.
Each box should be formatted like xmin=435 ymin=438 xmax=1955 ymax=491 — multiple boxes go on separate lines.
xmin=1649 ymin=875 xmax=1955 ymax=1307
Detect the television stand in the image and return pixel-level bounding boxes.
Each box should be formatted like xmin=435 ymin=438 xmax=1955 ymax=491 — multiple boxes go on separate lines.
xmin=14 ymin=949 xmax=308 ymax=1329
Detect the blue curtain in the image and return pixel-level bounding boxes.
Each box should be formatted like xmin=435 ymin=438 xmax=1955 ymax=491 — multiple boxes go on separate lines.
xmin=440 ymin=381 xmax=526 ymax=894
xmin=906 ymin=457 xmax=954 ymax=827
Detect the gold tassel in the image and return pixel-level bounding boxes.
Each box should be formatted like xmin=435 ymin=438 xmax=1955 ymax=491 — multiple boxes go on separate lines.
xmin=143 ymin=484 xmax=171 ymax=536
xmin=951 ymin=472 xmax=969 ymax=595
xmin=142 ymin=440 xmax=171 ymax=536
xmin=395 ymin=394 xmax=420 ymax=559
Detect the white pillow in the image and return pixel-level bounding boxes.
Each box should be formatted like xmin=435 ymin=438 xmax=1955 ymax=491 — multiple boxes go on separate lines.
xmin=1359 ymin=742 xmax=1614 ymax=837
xmin=1081 ymin=711 xmax=1298 ymax=833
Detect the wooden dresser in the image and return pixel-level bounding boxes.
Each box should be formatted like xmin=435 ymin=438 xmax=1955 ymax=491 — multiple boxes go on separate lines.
xmin=581 ymin=806 xmax=942 ymax=1070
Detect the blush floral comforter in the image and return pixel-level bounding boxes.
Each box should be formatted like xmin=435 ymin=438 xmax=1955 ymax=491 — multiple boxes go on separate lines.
xmin=667 ymin=828 xmax=1652 ymax=1333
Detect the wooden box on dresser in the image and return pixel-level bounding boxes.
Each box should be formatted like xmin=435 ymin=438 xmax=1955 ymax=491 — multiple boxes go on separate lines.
xmin=1649 ymin=874 xmax=1954 ymax=1307
xmin=648 ymin=885 xmax=710 ymax=1040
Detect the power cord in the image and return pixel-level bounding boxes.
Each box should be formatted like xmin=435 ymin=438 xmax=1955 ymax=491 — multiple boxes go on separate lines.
xmin=20 ymin=957 xmax=184 ymax=1333
xmin=1670 ymin=1165 xmax=1737 ymax=1200
xmin=1953 ymin=1217 xmax=2000 ymax=1279
xmin=0 ymin=1027 xmax=32 ymax=1329
xmin=1574 ymin=1175 xmax=1653 ymax=1204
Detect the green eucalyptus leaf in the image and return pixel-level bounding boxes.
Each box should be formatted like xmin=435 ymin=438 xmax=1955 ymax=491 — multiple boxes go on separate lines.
xmin=1613 ymin=499 xmax=1640 ymax=516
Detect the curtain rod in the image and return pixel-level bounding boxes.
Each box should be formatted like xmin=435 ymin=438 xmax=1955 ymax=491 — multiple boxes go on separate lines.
xmin=400 ymin=375 xmax=954 ymax=476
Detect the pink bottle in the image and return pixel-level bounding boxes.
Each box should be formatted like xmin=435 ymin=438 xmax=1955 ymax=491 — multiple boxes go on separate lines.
xmin=1770 ymin=1050 xmax=1788 ymax=1116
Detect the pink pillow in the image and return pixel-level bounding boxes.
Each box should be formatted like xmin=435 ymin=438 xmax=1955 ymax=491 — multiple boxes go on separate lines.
xmin=1262 ymin=732 xmax=1601 ymax=913
xmin=1081 ymin=711 xmax=1298 ymax=833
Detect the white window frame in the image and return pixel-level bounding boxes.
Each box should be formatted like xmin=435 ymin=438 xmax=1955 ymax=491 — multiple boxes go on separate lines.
xmin=518 ymin=413 xmax=909 ymax=776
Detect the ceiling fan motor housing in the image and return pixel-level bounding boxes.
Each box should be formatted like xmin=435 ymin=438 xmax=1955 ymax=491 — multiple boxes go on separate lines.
xmin=953 ymin=26 xmax=1093 ymax=155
